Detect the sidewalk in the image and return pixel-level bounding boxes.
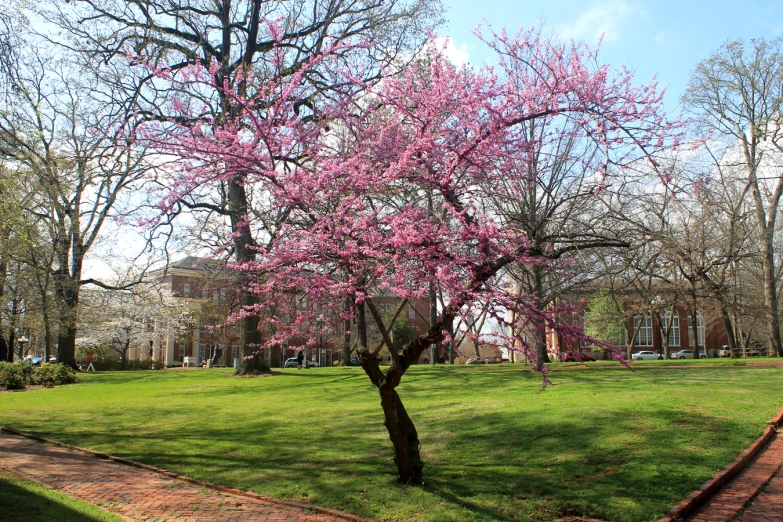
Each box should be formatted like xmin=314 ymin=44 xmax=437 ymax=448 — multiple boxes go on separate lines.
xmin=0 ymin=432 xmax=366 ymax=522
xmin=685 ymin=430 xmax=783 ymax=522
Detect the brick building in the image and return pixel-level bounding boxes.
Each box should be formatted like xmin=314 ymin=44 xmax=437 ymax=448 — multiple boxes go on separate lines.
xmin=150 ymin=257 xmax=432 ymax=366
xmin=545 ymin=294 xmax=730 ymax=358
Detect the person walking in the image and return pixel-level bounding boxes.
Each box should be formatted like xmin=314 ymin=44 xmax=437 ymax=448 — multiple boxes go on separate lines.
xmin=296 ymin=349 xmax=304 ymax=370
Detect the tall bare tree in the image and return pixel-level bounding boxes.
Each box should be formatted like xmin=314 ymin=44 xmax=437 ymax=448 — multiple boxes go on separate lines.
xmin=0 ymin=41 xmax=152 ymax=368
xmin=683 ymin=36 xmax=783 ymax=356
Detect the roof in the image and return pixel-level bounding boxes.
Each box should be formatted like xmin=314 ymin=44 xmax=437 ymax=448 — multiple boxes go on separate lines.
xmin=168 ymin=256 xmax=211 ymax=270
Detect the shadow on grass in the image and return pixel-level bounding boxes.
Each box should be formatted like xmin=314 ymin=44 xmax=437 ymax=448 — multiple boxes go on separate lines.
xmin=0 ymin=472 xmax=116 ymax=522
xmin=4 ymin=366 xmax=778 ymax=522
xmin=30 ymin=402 xmax=750 ymax=522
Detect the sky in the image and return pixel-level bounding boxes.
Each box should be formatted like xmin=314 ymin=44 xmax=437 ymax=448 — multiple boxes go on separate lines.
xmin=439 ymin=0 xmax=783 ymax=113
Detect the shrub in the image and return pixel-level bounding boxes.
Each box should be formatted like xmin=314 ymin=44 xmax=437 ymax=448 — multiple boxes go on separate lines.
xmin=0 ymin=362 xmax=31 ymax=390
xmin=167 ymin=361 xmax=183 ymax=368
xmin=18 ymin=361 xmax=34 ymax=385
xmin=33 ymin=363 xmax=77 ymax=387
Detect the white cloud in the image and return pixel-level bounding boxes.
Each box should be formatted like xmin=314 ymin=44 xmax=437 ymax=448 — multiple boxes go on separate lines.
xmin=434 ymin=36 xmax=471 ymax=67
xmin=557 ymin=0 xmax=641 ymax=44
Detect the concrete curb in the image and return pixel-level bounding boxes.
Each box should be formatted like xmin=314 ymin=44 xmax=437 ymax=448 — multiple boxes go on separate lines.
xmin=660 ymin=402 xmax=783 ymax=521
xmin=0 ymin=427 xmax=373 ymax=522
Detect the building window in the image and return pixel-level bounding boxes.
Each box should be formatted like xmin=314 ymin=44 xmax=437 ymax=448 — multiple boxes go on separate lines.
xmin=232 ymin=345 xmax=239 ymax=359
xmin=409 ymin=304 xmax=416 ymax=319
xmin=202 ymin=289 xmax=209 ymax=299
xmin=297 ymin=297 xmax=308 ymax=312
xmin=692 ymin=310 xmax=705 ymax=347
xmin=635 ymin=315 xmax=653 ymax=346
xmin=198 ymin=343 xmax=205 ymax=361
xmin=664 ymin=310 xmax=680 ymax=347
xmin=183 ymin=284 xmax=190 ymax=297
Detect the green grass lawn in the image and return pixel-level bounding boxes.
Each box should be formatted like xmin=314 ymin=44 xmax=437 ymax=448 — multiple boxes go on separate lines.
xmin=1 ymin=363 xmax=781 ymax=522
xmin=0 ymin=470 xmax=123 ymax=522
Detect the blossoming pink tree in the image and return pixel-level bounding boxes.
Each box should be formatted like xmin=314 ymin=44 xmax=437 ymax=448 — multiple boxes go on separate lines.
xmin=142 ymin=27 xmax=680 ymax=484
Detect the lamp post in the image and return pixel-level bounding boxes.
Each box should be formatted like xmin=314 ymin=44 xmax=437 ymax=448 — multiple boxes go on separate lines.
xmin=17 ymin=334 xmax=28 ymax=359
xmin=149 ymin=339 xmax=154 ymax=368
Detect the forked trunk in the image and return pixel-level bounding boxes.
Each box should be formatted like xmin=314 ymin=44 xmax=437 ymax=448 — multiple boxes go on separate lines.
xmin=720 ymin=307 xmax=738 ymax=357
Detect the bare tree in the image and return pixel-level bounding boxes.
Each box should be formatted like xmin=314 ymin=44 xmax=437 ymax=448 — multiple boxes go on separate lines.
xmin=0 ymin=41 xmax=153 ymax=368
xmin=488 ymin=114 xmax=633 ymax=369
xmin=683 ymin=36 xmax=783 ymax=356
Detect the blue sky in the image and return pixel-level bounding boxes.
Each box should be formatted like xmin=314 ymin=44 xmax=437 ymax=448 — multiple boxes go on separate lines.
xmin=440 ymin=0 xmax=783 ymax=113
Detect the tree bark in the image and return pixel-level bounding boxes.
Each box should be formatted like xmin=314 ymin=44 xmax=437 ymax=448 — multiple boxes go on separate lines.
xmin=429 ymin=281 xmax=437 ymax=364
xmin=342 ymin=297 xmax=352 ymax=365
xmin=760 ymin=235 xmax=783 ymax=356
xmin=379 ymin=386 xmax=423 ymax=484
xmin=532 ymin=266 xmax=549 ymax=370
xmin=691 ymin=309 xmax=701 ymax=358
xmin=55 ymin=274 xmax=80 ymax=369
xmin=720 ymin=306 xmax=738 ymax=357
xmin=229 ymin=178 xmax=269 ymax=374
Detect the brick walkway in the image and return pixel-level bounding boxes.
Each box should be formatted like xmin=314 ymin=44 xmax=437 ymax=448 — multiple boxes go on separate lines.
xmin=686 ymin=431 xmax=783 ymax=522
xmin=0 ymin=433 xmax=363 ymax=522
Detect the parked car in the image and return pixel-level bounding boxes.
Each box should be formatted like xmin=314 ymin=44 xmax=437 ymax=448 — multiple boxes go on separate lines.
xmin=562 ymin=352 xmax=596 ymax=362
xmin=284 ymin=358 xmax=320 ymax=368
xmin=631 ymin=351 xmax=663 ymax=361
xmin=347 ymin=358 xmax=361 ymax=366
xmin=718 ymin=345 xmax=764 ymax=357
xmin=670 ymin=350 xmax=706 ymax=359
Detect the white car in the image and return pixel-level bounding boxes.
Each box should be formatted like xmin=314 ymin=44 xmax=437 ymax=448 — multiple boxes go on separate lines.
xmin=670 ymin=349 xmax=706 ymax=359
xmin=631 ymin=351 xmax=663 ymax=361
xmin=284 ymin=358 xmax=320 ymax=368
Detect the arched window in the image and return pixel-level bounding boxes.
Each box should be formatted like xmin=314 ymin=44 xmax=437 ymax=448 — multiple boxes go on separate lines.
xmin=695 ymin=310 xmax=705 ymax=347
xmin=664 ymin=310 xmax=680 ymax=346
xmin=635 ymin=315 xmax=653 ymax=346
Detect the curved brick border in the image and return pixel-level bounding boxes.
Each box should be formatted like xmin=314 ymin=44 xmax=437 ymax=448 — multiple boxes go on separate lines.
xmin=658 ymin=402 xmax=783 ymax=522
xmin=0 ymin=426 xmax=372 ymax=522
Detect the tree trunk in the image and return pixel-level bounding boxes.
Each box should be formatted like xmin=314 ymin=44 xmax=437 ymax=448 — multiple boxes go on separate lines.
xmin=748 ymin=162 xmax=783 ymax=357
xmin=121 ymin=338 xmax=130 ymax=370
xmin=55 ymin=276 xmax=79 ymax=369
xmin=379 ymin=387 xmax=423 ymax=484
xmin=7 ymin=328 xmax=15 ymax=362
xmin=691 ymin=309 xmax=701 ymax=358
xmin=429 ymin=281 xmax=437 ymax=364
xmin=43 ymin=309 xmax=52 ymax=361
xmin=532 ymin=266 xmax=549 ymax=370
xmin=229 ymin=178 xmax=269 ymax=374
xmin=342 ymin=297 xmax=352 ymax=365
xmin=720 ymin=306 xmax=738 ymax=357
xmin=760 ymin=239 xmax=783 ymax=356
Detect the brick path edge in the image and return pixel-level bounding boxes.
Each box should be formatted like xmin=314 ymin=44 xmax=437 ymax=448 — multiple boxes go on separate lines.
xmin=0 ymin=426 xmax=373 ymax=522
xmin=659 ymin=401 xmax=783 ymax=521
